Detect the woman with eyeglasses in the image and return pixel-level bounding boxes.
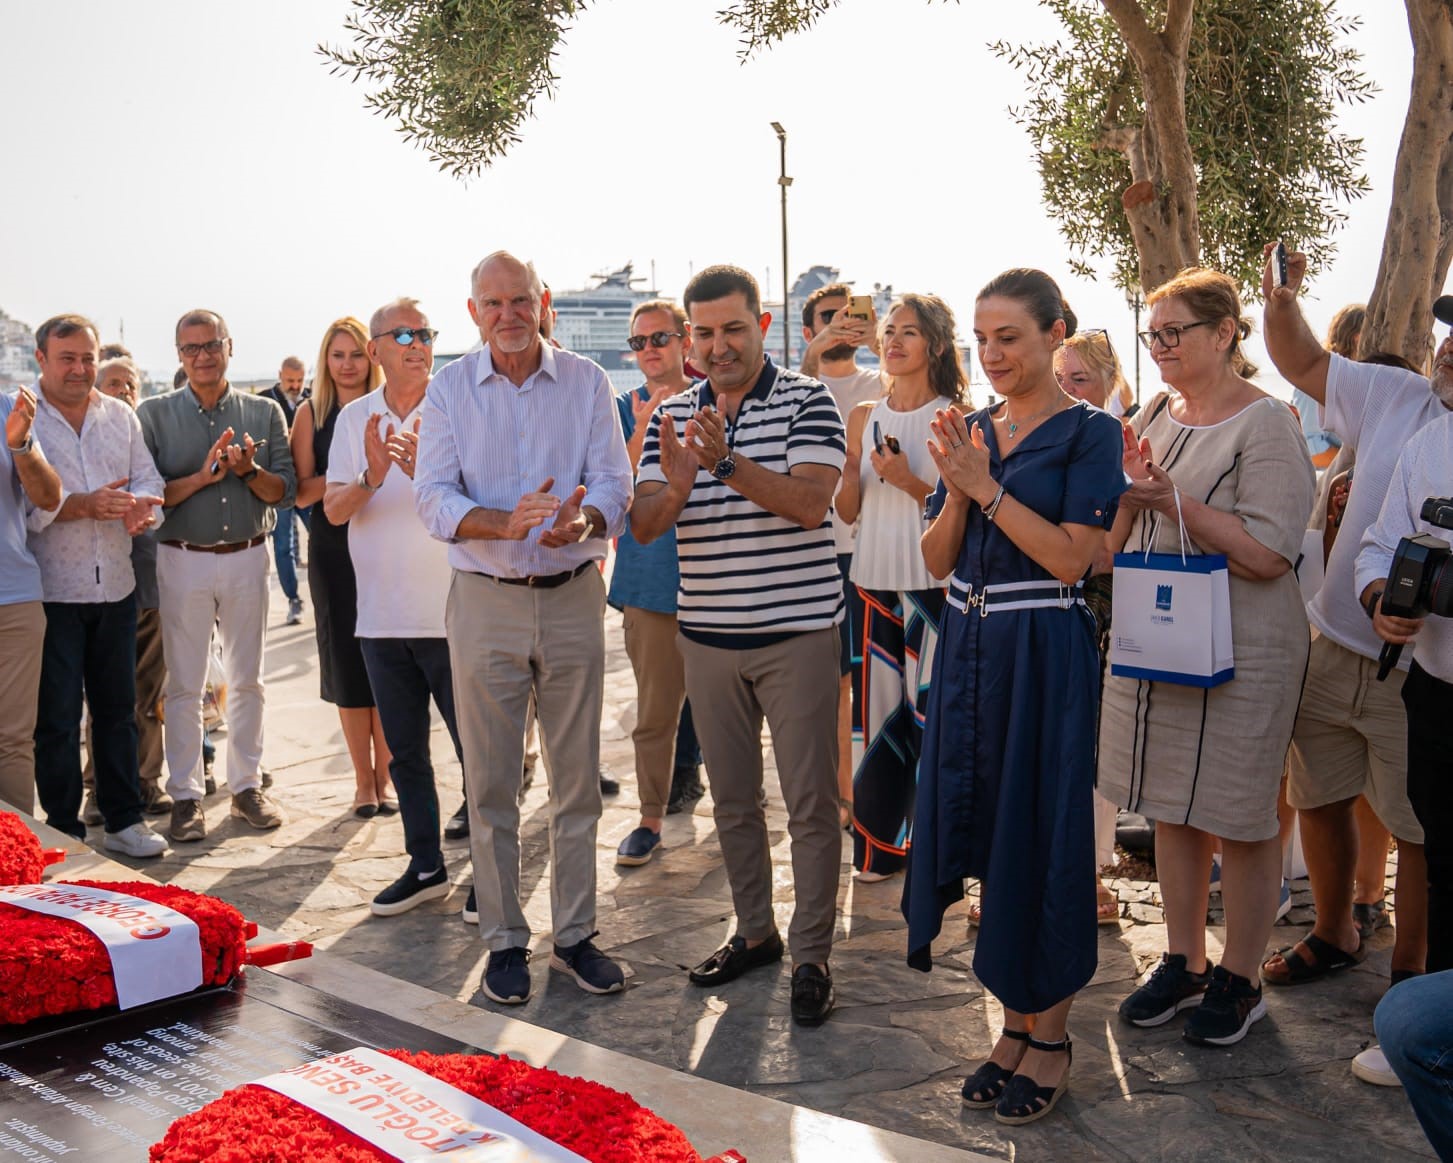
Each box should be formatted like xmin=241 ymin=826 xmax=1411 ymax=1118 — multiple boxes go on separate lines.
xmin=833 ymin=294 xmax=963 ymax=885
xmin=905 ymin=269 xmax=1126 ymax=1125
xmin=291 ymin=316 xmax=394 ymax=818
xmin=1098 ymin=269 xmax=1313 ymax=1048
xmin=1054 ymin=330 xmax=1136 ymax=419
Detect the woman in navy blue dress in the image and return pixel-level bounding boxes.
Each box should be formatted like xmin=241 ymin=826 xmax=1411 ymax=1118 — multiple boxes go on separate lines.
xmin=904 ymin=269 xmax=1125 ymax=1125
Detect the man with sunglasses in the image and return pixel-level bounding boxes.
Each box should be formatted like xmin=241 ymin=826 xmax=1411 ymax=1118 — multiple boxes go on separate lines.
xmin=414 ymin=252 xmax=632 ymax=1006
xmin=324 ymin=300 xmax=468 ymax=918
xmin=608 ymin=299 xmax=705 ymax=866
xmin=138 ymin=309 xmax=295 ymax=842
xmin=1263 ymin=246 xmax=1452 ymax=1086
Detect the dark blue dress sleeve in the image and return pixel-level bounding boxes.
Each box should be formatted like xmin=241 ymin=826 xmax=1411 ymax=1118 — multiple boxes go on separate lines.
xmin=1063 ymin=410 xmax=1128 ymax=529
xmin=926 ymin=477 xmax=949 ymax=521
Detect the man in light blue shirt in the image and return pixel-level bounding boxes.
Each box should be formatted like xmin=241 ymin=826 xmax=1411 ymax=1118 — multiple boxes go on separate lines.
xmin=414 ymin=251 xmax=631 ymax=1006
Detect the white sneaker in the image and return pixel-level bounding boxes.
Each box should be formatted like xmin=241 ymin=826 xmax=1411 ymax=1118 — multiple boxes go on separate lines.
xmin=285 ymin=598 xmax=304 ymax=626
xmin=1351 ymin=1045 xmax=1402 ymax=1087
xmin=103 ymin=822 xmax=167 ymax=859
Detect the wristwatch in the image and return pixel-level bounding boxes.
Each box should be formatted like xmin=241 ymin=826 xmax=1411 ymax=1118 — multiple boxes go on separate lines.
xmin=711 ymin=454 xmax=737 ymax=481
xmin=356 ymin=469 xmax=380 ymax=493
xmin=1364 ymin=588 xmax=1384 ymax=621
xmin=240 ymin=467 xmax=259 ymax=483
xmin=7 ymin=433 xmax=32 ymax=455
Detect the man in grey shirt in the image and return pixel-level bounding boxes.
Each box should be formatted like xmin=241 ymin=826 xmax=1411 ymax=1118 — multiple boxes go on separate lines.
xmin=138 ymin=308 xmax=295 ymax=842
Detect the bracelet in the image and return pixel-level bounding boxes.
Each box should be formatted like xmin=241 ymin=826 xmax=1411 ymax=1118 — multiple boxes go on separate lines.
xmin=983 ymin=484 xmax=1007 ymax=521
xmin=1364 ymin=589 xmax=1383 ymax=621
xmin=240 ymin=467 xmax=259 ymax=483
xmin=7 ymin=434 xmax=33 ymax=456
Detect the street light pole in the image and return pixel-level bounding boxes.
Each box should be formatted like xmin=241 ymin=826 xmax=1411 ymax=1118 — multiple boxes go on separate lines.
xmin=771 ymin=121 xmax=791 ymax=367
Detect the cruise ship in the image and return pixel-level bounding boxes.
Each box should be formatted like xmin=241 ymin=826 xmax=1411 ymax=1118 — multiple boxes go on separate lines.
xmin=548 ymin=264 xmax=657 ymax=383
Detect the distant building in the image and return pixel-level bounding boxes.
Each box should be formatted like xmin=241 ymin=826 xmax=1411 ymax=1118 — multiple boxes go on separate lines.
xmin=0 ymin=310 xmax=37 ymax=390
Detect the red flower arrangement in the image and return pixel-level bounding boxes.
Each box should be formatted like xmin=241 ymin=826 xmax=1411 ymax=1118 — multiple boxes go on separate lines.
xmin=0 ymin=811 xmax=66 ymax=885
xmin=150 ymin=1051 xmax=738 ymax=1163
xmin=0 ymin=880 xmax=249 ymax=1026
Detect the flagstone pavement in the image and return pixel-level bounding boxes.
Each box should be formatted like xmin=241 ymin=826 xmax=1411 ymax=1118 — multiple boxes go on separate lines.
xmin=93 ymin=586 xmax=1432 ymax=1162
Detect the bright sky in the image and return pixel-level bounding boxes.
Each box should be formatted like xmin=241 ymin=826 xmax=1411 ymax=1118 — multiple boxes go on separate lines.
xmin=0 ymin=0 xmax=1414 ymax=393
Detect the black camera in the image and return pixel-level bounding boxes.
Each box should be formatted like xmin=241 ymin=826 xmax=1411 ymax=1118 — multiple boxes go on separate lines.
xmin=1375 ymin=497 xmax=1453 ymax=681
xmin=1382 ymin=497 xmax=1453 ymax=620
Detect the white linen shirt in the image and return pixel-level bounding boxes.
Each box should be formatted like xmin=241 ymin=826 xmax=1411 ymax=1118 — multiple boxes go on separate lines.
xmin=1308 ymin=354 xmax=1449 ymax=666
xmin=26 ymin=387 xmax=165 ymax=604
xmin=327 ymin=388 xmax=452 ymax=638
xmin=413 ymin=343 xmax=631 ymax=578
xmin=1356 ymin=410 xmax=1453 ymax=684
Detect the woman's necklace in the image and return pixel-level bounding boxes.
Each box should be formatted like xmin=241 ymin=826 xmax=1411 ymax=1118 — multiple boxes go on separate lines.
xmin=1005 ymin=401 xmax=1059 ymax=438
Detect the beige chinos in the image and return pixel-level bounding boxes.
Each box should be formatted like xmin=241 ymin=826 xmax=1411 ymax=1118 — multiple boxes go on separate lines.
xmin=678 ymin=626 xmax=841 ymax=965
xmin=449 ymin=565 xmax=606 ymax=951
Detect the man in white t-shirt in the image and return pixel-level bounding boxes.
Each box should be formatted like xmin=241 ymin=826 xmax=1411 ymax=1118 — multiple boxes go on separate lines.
xmin=1262 ymin=248 xmax=1449 ymax=1069
xmin=323 ymin=298 xmax=465 ymax=919
xmin=798 ymin=282 xmax=883 ymax=820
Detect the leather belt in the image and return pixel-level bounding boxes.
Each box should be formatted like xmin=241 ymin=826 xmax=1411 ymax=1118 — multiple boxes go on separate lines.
xmin=478 ymin=562 xmax=592 ymax=589
xmin=161 ymin=534 xmax=267 ymax=555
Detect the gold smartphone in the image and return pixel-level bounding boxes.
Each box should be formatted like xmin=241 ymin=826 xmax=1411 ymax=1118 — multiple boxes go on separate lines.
xmin=848 ymin=295 xmax=874 ymax=321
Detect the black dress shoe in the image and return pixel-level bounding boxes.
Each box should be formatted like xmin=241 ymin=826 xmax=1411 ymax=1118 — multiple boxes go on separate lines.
xmin=599 ymin=764 xmax=620 ymax=796
xmin=688 ymin=933 xmax=785 ymax=987
xmin=666 ymin=765 xmax=704 ymax=815
xmin=444 ymin=802 xmax=469 ymax=840
xmin=790 ymin=963 xmax=834 ymax=1026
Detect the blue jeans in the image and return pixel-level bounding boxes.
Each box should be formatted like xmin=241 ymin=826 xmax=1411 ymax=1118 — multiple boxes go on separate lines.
xmin=360 ymin=637 xmax=462 ymax=874
xmin=270 ymin=505 xmax=309 ymax=602
xmin=1376 ymin=971 xmax=1453 ymax=1158
xmin=35 ymin=597 xmax=143 ymax=835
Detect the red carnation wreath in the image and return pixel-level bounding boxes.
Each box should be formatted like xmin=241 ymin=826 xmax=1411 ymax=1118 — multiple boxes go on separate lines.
xmin=0 ymin=879 xmax=250 ymax=1026
xmin=150 ymin=1050 xmax=741 ymax=1163
xmin=0 ymin=811 xmax=66 ymax=885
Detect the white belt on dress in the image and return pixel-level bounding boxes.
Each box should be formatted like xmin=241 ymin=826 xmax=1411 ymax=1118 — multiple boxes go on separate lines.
xmin=946 ymin=577 xmax=1086 ymax=618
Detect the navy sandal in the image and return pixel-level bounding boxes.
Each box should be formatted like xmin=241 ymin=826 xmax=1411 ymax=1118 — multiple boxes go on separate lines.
xmin=961 ymin=1027 xmax=1030 ymax=1108
xmin=994 ymin=1035 xmax=1072 ymax=1125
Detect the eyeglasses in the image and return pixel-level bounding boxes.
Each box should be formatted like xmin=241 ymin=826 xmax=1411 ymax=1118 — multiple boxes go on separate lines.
xmin=1079 ymin=327 xmax=1116 ymax=359
xmin=627 ymin=331 xmax=681 ymax=352
xmin=1137 ymin=321 xmax=1214 ymax=351
xmin=177 ymin=339 xmax=227 ymax=358
xmin=372 ymin=326 xmax=438 ymax=347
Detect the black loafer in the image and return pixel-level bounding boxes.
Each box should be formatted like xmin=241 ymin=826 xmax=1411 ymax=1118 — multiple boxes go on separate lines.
xmin=688 ymin=933 xmax=784 ymax=986
xmin=790 ymin=963 xmax=834 ymax=1026
xmin=443 ymin=802 xmax=470 ymax=840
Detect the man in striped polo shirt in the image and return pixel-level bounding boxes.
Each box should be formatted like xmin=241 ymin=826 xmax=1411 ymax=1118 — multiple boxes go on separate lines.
xmin=632 ymin=264 xmax=847 ymax=1026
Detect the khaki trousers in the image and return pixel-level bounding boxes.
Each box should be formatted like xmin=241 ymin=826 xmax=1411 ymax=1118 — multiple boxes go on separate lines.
xmin=622 ymin=606 xmax=685 ymax=817
xmin=678 ymin=626 xmax=842 ymax=965
xmin=448 ymin=567 xmax=605 ymax=951
xmin=0 ymin=601 xmax=45 ymax=813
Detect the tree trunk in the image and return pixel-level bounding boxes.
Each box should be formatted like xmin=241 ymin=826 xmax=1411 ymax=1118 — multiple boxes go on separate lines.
xmin=1100 ymin=0 xmax=1202 ymax=292
xmin=1359 ymin=0 xmax=1453 ymax=368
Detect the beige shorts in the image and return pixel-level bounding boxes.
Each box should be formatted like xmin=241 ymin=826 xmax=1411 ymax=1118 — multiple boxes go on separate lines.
xmin=1287 ymin=633 xmax=1422 ymax=842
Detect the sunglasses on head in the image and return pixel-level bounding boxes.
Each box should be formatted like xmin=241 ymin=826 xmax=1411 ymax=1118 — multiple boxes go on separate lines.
xmin=627 ymin=331 xmax=681 ymax=352
xmin=372 ymin=326 xmax=437 ymax=347
xmin=1078 ymin=328 xmax=1117 ymax=357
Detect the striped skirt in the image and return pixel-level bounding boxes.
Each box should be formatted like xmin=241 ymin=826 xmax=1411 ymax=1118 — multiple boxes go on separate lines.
xmin=850 ymin=585 xmax=946 ymax=875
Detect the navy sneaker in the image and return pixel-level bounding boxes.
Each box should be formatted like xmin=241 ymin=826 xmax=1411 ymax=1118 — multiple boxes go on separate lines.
xmin=1119 ymin=952 xmax=1211 ymax=1027
xmin=1183 ymin=965 xmax=1267 ymax=1047
xmin=370 ymin=867 xmax=449 ymax=917
xmin=550 ymin=932 xmax=625 ymax=995
xmin=615 ymin=826 xmax=662 ymax=867
xmin=481 ymin=947 xmax=531 ymax=1004
xmin=462 ymin=886 xmax=478 ymax=925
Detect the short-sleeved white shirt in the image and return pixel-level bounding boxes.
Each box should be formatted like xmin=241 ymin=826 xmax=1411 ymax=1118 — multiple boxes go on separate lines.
xmin=1310 ymin=354 xmax=1449 ymax=664
xmin=327 ymin=388 xmax=452 ymax=639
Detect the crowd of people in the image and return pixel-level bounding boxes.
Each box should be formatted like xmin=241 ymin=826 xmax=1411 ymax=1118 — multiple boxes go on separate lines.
xmin=1 ymin=243 xmax=1450 ymax=1146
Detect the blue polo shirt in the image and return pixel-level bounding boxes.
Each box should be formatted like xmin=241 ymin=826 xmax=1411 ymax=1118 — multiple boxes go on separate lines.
xmin=0 ymin=392 xmax=44 ymax=606
xmin=607 ymin=386 xmax=682 ymax=614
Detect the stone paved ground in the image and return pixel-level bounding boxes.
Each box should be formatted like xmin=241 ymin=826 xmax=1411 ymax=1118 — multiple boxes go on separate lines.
xmin=96 ymin=581 xmax=1433 ymax=1161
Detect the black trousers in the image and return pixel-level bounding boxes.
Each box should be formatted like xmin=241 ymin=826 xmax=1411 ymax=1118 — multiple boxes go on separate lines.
xmin=35 ymin=597 xmax=144 ymax=837
xmin=1403 ymin=661 xmax=1453 ymax=974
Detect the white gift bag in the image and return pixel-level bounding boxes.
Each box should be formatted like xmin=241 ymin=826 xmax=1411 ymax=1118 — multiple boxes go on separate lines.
xmin=1110 ymin=494 xmax=1234 ymax=687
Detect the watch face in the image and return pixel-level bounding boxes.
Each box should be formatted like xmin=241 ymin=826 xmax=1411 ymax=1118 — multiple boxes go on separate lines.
xmin=711 ymin=455 xmax=736 ymax=480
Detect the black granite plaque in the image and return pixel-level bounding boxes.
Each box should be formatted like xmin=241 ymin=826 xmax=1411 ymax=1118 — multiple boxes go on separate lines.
xmin=0 ymin=970 xmax=484 ymax=1162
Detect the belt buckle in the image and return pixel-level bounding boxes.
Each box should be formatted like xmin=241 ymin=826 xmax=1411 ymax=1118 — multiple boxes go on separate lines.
xmin=962 ymin=585 xmax=985 ymax=618
xmin=526 ymin=574 xmax=542 ymax=588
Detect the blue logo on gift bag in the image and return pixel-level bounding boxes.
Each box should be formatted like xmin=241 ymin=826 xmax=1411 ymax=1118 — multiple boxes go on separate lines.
xmin=1155 ymin=584 xmax=1173 ymax=611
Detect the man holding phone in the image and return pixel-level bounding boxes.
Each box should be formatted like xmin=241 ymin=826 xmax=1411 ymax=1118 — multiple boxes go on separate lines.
xmin=798 ymin=283 xmax=884 ymax=823
xmin=139 ymin=309 xmax=294 ymax=842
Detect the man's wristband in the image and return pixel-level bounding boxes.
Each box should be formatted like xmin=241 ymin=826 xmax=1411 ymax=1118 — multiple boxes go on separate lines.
xmin=1364 ymin=589 xmax=1384 ymax=621
xmin=7 ymin=434 xmax=33 ymax=456
xmin=240 ymin=467 xmax=260 ymax=484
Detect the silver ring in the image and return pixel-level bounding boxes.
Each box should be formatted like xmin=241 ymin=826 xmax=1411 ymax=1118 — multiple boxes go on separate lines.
xmin=950 ymin=441 xmax=964 ymax=450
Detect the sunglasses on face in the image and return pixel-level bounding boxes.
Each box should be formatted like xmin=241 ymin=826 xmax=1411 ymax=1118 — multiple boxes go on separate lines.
xmin=627 ymin=331 xmax=681 ymax=352
xmin=372 ymin=326 xmax=438 ymax=347
xmin=1137 ymin=320 xmax=1214 ymax=351
xmin=178 ymin=339 xmax=226 ymax=358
